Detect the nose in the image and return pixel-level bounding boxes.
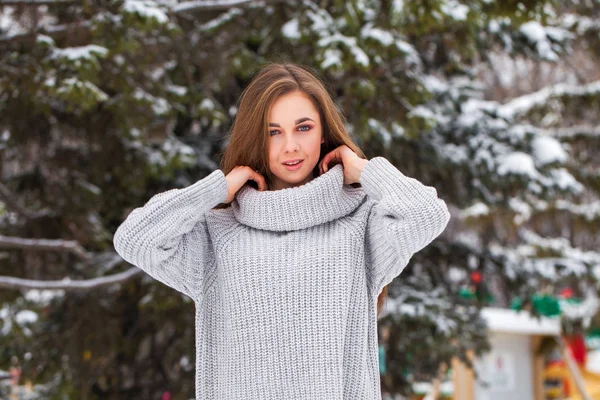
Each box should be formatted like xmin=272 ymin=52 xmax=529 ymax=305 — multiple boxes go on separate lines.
xmin=283 ymin=135 xmax=299 ymax=153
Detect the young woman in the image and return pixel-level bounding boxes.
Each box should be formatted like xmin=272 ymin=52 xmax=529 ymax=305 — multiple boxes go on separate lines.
xmin=113 ymin=62 xmax=450 ymax=399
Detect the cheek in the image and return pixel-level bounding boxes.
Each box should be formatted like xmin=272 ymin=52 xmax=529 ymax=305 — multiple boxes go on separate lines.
xmin=267 ymin=141 xmax=278 ymax=160
xmin=308 ymin=133 xmax=323 ymax=155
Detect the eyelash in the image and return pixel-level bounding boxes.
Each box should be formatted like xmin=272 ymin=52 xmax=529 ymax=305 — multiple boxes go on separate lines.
xmin=269 ymin=125 xmax=311 ymax=136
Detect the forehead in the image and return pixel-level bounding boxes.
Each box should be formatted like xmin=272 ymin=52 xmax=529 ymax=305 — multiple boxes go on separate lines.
xmin=269 ymin=91 xmax=319 ymax=121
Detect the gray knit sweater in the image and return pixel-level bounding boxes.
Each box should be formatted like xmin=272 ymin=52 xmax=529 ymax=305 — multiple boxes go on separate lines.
xmin=113 ymin=156 xmax=450 ymax=399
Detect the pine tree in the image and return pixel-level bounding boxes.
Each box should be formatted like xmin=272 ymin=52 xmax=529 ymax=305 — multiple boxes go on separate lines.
xmin=0 ymin=0 xmax=598 ymax=397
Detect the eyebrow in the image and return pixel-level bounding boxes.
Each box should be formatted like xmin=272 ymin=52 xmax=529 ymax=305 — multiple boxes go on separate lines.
xmin=268 ymin=117 xmax=315 ymax=127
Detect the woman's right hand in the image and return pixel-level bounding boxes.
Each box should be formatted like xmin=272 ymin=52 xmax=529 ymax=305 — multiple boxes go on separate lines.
xmin=224 ymin=166 xmax=268 ymax=204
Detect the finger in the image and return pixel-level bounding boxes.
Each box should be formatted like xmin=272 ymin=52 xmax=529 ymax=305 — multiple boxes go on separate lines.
xmin=321 ymin=153 xmax=332 ymax=173
xmin=252 ymin=170 xmax=267 ymax=191
xmin=323 ymin=150 xmax=339 ymax=172
xmin=257 ymin=174 xmax=267 ymax=191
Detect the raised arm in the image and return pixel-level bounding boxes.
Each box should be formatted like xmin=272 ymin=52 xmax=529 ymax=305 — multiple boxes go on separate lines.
xmin=359 ymin=157 xmax=451 ymax=295
xmin=113 ymin=169 xmax=228 ymax=301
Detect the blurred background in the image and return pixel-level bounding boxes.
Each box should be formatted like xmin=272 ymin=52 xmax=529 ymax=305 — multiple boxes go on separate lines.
xmin=0 ymin=0 xmax=599 ymax=399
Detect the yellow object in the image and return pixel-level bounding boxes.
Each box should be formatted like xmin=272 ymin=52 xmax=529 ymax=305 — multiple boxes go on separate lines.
xmin=546 ymin=363 xmax=600 ymax=400
xmin=543 ymin=363 xmax=568 ymax=398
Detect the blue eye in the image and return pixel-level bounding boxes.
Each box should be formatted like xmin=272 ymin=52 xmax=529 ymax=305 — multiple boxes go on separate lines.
xmin=269 ymin=125 xmax=311 ymax=136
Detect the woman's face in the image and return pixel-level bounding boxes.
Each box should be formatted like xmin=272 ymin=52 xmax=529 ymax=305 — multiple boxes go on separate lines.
xmin=267 ymin=90 xmax=324 ymax=190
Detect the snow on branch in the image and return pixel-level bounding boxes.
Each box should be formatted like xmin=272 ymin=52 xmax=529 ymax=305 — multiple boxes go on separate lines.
xmin=0 ymin=0 xmax=74 ymax=4
xmin=0 ymin=20 xmax=91 ymax=44
xmin=0 ymin=266 xmax=142 ymax=291
xmin=172 ymin=0 xmax=264 ymax=13
xmin=0 ymin=0 xmax=279 ymax=44
xmin=0 ymin=235 xmax=92 ymax=260
xmin=498 ymin=80 xmax=600 ymax=120
xmin=550 ymin=125 xmax=600 ymax=139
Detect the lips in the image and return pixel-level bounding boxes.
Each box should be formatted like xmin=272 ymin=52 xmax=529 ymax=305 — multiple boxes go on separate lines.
xmin=282 ymin=159 xmax=303 ymax=165
xmin=282 ymin=159 xmax=304 ymax=170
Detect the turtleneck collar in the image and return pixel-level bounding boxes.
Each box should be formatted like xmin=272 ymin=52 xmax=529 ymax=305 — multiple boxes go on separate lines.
xmin=231 ymin=163 xmax=367 ymax=232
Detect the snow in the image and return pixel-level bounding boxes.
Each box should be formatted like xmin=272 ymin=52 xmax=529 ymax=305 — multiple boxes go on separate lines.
xmin=378 ymin=288 xmax=462 ymax=336
xmin=559 ymin=294 xmax=599 ymax=320
xmin=306 ymin=9 xmax=332 ymax=32
xmin=520 ymin=21 xmax=559 ymax=61
xmin=198 ymin=8 xmax=242 ymax=32
xmin=282 ymin=18 xmax=301 ymax=40
xmin=395 ymin=40 xmax=421 ymax=65
xmin=553 ymin=200 xmax=600 ymax=221
xmin=50 ymin=45 xmax=109 ymax=67
xmin=560 ymin=13 xmax=600 ymax=36
xmin=448 ymin=266 xmax=467 ymax=282
xmin=422 ymin=74 xmax=449 ymax=94
xmin=509 ymin=197 xmax=531 ymax=225
xmin=440 ymin=0 xmax=469 ymax=21
xmin=57 ymin=78 xmax=109 ymax=102
xmin=320 ymin=49 xmax=343 ymax=70
xmin=408 ymin=105 xmax=450 ymax=125
xmin=15 ymin=310 xmax=38 ymax=325
xmin=498 ymin=81 xmax=600 ymax=121
xmin=317 ymin=33 xmax=370 ymax=67
xmin=166 ymin=84 xmax=187 ymax=97
xmin=199 ymin=98 xmax=215 ymax=111
xmin=391 ymin=122 xmax=405 ymax=138
xmin=0 ymin=305 xmax=11 ymax=336
xmin=517 ymin=230 xmax=600 ymax=280
xmin=391 ymin=0 xmax=404 ymax=14
xmin=488 ymin=19 xmax=500 ymax=33
xmin=461 ymin=202 xmax=490 ymax=218
xmin=531 ymin=136 xmax=567 ymax=165
xmin=36 ymin=34 xmax=55 ymax=46
xmin=150 ymin=66 xmax=166 ymax=81
xmin=368 ymin=118 xmax=392 ymax=147
xmin=481 ymin=307 xmax=561 ymax=335
xmin=133 ymin=88 xmax=171 ymax=115
xmin=360 ymin=25 xmax=394 ymax=46
xmin=496 ymin=151 xmax=538 ymax=178
xmin=0 ymin=6 xmax=26 ymax=37
xmin=550 ymin=168 xmax=583 ymax=192
xmin=122 ymin=0 xmax=169 ymax=24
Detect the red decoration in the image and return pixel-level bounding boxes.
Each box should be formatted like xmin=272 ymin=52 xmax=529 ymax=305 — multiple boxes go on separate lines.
xmin=470 ymin=271 xmax=482 ymax=284
xmin=566 ymin=333 xmax=587 ymax=366
xmin=560 ymin=287 xmax=574 ymax=298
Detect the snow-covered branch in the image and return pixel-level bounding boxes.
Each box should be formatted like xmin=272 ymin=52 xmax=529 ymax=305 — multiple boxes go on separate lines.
xmin=0 ymin=0 xmax=74 ymax=4
xmin=0 ymin=20 xmax=91 ymax=44
xmin=0 ymin=235 xmax=92 ymax=260
xmin=0 ymin=0 xmax=284 ymax=45
xmin=0 ymin=266 xmax=142 ymax=291
xmin=550 ymin=125 xmax=600 ymax=139
xmin=498 ymin=80 xmax=600 ymax=120
xmin=172 ymin=0 xmax=267 ymax=13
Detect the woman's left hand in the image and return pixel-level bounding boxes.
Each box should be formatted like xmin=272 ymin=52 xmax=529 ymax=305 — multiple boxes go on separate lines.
xmin=319 ymin=145 xmax=369 ymax=185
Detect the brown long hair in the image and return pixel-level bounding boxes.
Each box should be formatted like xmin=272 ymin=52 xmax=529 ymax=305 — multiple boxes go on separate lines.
xmin=215 ymin=61 xmax=389 ymax=316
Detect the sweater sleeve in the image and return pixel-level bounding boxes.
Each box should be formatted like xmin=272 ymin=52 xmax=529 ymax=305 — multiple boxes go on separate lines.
xmin=113 ymin=169 xmax=229 ymax=301
xmin=359 ymin=157 xmax=451 ymax=295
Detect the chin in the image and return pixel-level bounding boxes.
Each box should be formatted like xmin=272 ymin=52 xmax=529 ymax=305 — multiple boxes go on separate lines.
xmin=272 ymin=164 xmax=315 ymax=186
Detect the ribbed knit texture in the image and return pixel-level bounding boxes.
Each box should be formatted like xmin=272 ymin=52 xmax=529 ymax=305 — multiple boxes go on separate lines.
xmin=113 ymin=156 xmax=451 ymax=399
